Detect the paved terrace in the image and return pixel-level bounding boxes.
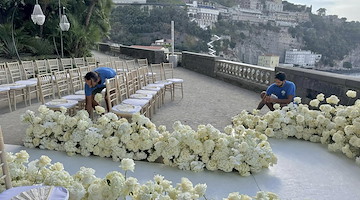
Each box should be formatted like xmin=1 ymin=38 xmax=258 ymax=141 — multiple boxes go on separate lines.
xmin=1 ymin=52 xmax=360 ymax=199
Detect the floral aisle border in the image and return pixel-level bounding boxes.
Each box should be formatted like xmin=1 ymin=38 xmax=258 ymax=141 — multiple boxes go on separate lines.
xmin=21 ymin=106 xmax=277 ymax=177
xmin=232 ymin=91 xmax=360 ymax=165
xmin=0 ymin=151 xmax=279 ymax=199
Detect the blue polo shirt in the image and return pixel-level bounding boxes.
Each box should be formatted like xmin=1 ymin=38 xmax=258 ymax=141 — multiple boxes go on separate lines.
xmin=85 ymin=67 xmax=116 ymax=96
xmin=266 ymin=80 xmax=296 ymax=100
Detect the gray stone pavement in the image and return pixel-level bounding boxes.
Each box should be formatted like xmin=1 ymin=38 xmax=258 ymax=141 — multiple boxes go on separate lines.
xmin=0 ymin=52 xmax=269 ymax=145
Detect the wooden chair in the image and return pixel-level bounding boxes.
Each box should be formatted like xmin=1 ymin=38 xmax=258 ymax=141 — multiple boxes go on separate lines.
xmin=68 ymin=68 xmax=84 ymax=95
xmin=5 ymin=62 xmax=28 ymax=110
xmin=0 ymin=126 xmax=12 ymax=190
xmin=8 ymin=61 xmax=38 ymax=105
xmin=105 ymin=77 xmax=142 ymax=120
xmin=73 ymin=57 xmax=86 ymax=68
xmin=20 ymin=61 xmax=36 ymax=81
xmin=118 ymin=74 xmax=151 ymax=118
xmin=35 ymin=59 xmax=48 ymax=74
xmin=0 ymin=63 xmax=12 ymax=112
xmin=47 ymin=59 xmax=60 ymax=73
xmin=37 ymin=73 xmax=78 ymax=115
xmin=97 ymin=62 xmax=111 ymax=68
xmin=85 ymin=57 xmax=97 ymax=66
xmin=53 ymin=71 xmax=85 ymax=108
xmin=125 ymin=60 xmax=137 ymax=71
xmin=137 ymin=58 xmax=148 ymax=67
xmin=162 ymin=62 xmax=184 ymax=99
xmin=113 ymin=60 xmax=128 ymax=75
xmin=60 ymin=58 xmax=73 ymax=71
xmin=149 ymin=63 xmax=162 ymax=83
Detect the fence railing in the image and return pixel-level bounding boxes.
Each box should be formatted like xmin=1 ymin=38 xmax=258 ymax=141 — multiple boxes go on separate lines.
xmin=215 ymin=59 xmax=275 ymax=90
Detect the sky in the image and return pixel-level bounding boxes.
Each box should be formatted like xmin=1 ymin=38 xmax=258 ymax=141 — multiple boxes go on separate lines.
xmin=289 ymin=0 xmax=360 ymax=22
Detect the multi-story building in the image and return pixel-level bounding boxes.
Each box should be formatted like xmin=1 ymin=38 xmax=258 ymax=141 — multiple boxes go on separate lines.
xmin=258 ymin=55 xmax=280 ymax=68
xmin=230 ymin=7 xmax=267 ymax=24
xmin=264 ymin=0 xmax=283 ymax=13
xmin=238 ymin=0 xmax=262 ymax=11
xmin=187 ymin=1 xmax=219 ymax=29
xmin=285 ymin=49 xmax=322 ymax=68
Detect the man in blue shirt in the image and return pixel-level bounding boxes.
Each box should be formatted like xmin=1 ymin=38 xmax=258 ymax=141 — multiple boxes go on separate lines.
xmin=84 ymin=67 xmax=116 ymax=117
xmin=257 ymin=72 xmax=296 ymax=111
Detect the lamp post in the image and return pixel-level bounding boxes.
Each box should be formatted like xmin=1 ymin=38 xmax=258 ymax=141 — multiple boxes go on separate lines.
xmin=59 ymin=1 xmax=70 ymax=58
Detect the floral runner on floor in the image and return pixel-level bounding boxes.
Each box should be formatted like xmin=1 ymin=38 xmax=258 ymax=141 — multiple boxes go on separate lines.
xmin=2 ymin=90 xmax=358 ymax=199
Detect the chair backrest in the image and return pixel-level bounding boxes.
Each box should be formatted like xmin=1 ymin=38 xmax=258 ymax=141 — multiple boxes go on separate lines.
xmin=0 ymin=126 xmax=12 ymax=190
xmin=126 ymin=70 xmax=139 ymax=96
xmin=110 ymin=57 xmax=120 ymax=62
xmin=79 ymin=66 xmax=90 ymax=81
xmin=85 ymin=57 xmax=96 ymax=66
xmin=88 ymin=64 xmax=97 ymax=71
xmin=96 ymin=57 xmax=110 ymax=64
xmin=137 ymin=66 xmax=149 ymax=87
xmin=137 ymin=58 xmax=148 ymax=67
xmin=35 ymin=60 xmax=48 ymax=75
xmin=60 ymin=58 xmax=73 ymax=70
xmin=0 ymin=63 xmax=9 ymax=85
xmin=116 ymin=74 xmax=128 ymax=102
xmin=97 ymin=62 xmax=111 ymax=69
xmin=47 ymin=59 xmax=60 ymax=73
xmin=21 ymin=61 xmax=36 ymax=80
xmin=162 ymin=62 xmax=174 ymax=79
xmin=6 ymin=62 xmax=23 ymax=82
xmin=105 ymin=77 xmax=118 ymax=108
xmin=113 ymin=61 xmax=128 ymax=75
xmin=37 ymin=73 xmax=55 ymax=104
xmin=68 ymin=68 xmax=83 ymax=93
xmin=150 ymin=63 xmax=162 ymax=81
xmin=125 ymin=60 xmax=137 ymax=71
xmin=53 ymin=71 xmax=70 ymax=98
xmin=73 ymin=57 xmax=86 ymax=68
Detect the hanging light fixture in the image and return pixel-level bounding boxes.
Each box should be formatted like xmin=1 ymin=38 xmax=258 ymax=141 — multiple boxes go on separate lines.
xmin=31 ymin=0 xmax=45 ymax=25
xmin=59 ymin=8 xmax=70 ymax=31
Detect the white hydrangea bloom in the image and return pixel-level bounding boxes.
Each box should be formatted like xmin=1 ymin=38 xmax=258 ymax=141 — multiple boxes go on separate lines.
xmin=326 ymin=95 xmax=340 ymax=105
xmin=316 ymin=93 xmax=325 ymax=101
xmin=94 ymin=93 xmax=103 ymax=103
xmin=120 ymin=158 xmax=135 ymax=172
xmin=346 ymin=90 xmax=357 ymax=98
xmin=309 ymin=99 xmax=320 ymax=107
xmin=294 ymin=97 xmax=301 ymax=104
xmin=95 ymin=106 xmax=106 ymax=114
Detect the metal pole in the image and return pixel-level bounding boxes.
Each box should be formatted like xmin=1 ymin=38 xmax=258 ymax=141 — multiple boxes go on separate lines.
xmin=171 ymin=20 xmax=174 ymax=56
xmin=59 ymin=0 xmax=64 ymax=58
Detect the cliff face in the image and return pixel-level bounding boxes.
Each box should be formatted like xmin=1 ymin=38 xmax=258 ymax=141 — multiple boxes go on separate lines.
xmin=220 ymin=27 xmax=303 ymax=65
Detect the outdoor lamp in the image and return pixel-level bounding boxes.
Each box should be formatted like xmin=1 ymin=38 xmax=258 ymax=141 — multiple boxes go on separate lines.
xmin=31 ymin=0 xmax=45 ymax=25
xmin=59 ymin=13 xmax=70 ymax=31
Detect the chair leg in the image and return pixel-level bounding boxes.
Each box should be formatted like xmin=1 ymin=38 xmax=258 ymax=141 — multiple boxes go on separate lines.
xmin=12 ymin=91 xmax=16 ymax=111
xmin=7 ymin=91 xmax=12 ymax=112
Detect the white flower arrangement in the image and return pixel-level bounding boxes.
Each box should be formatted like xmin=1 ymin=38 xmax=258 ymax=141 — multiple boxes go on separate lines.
xmin=22 ymin=107 xmax=277 ymax=177
xmin=0 ymin=151 xmax=279 ymax=200
xmin=94 ymin=93 xmax=103 ymax=104
xmin=232 ymin=94 xmax=360 ymax=166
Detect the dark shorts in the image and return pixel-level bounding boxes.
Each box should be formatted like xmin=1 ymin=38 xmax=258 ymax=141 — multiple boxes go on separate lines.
xmin=91 ymin=86 xmax=106 ymax=95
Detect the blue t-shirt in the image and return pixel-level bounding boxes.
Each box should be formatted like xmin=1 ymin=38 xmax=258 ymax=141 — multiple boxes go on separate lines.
xmin=85 ymin=67 xmax=116 ymax=96
xmin=266 ymin=80 xmax=296 ymax=100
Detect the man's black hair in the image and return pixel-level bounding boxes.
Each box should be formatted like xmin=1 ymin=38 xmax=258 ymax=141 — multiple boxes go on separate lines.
xmin=275 ymin=72 xmax=286 ymax=81
xmin=84 ymin=71 xmax=98 ymax=81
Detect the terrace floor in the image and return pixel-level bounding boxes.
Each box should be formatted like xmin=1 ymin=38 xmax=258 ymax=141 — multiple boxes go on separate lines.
xmin=1 ymin=51 xmax=360 ymax=199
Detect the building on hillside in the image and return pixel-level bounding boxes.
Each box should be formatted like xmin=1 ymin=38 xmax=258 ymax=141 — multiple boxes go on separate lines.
xmin=230 ymin=7 xmax=267 ymax=24
xmin=284 ymin=49 xmax=322 ymax=68
xmin=238 ymin=0 xmax=262 ymax=11
xmin=264 ymin=0 xmax=283 ymax=12
xmin=151 ymin=39 xmax=172 ymax=47
xmin=187 ymin=1 xmax=220 ymax=29
xmin=257 ymin=55 xmax=280 ymax=68
xmin=113 ymin=0 xmax=146 ymax=4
